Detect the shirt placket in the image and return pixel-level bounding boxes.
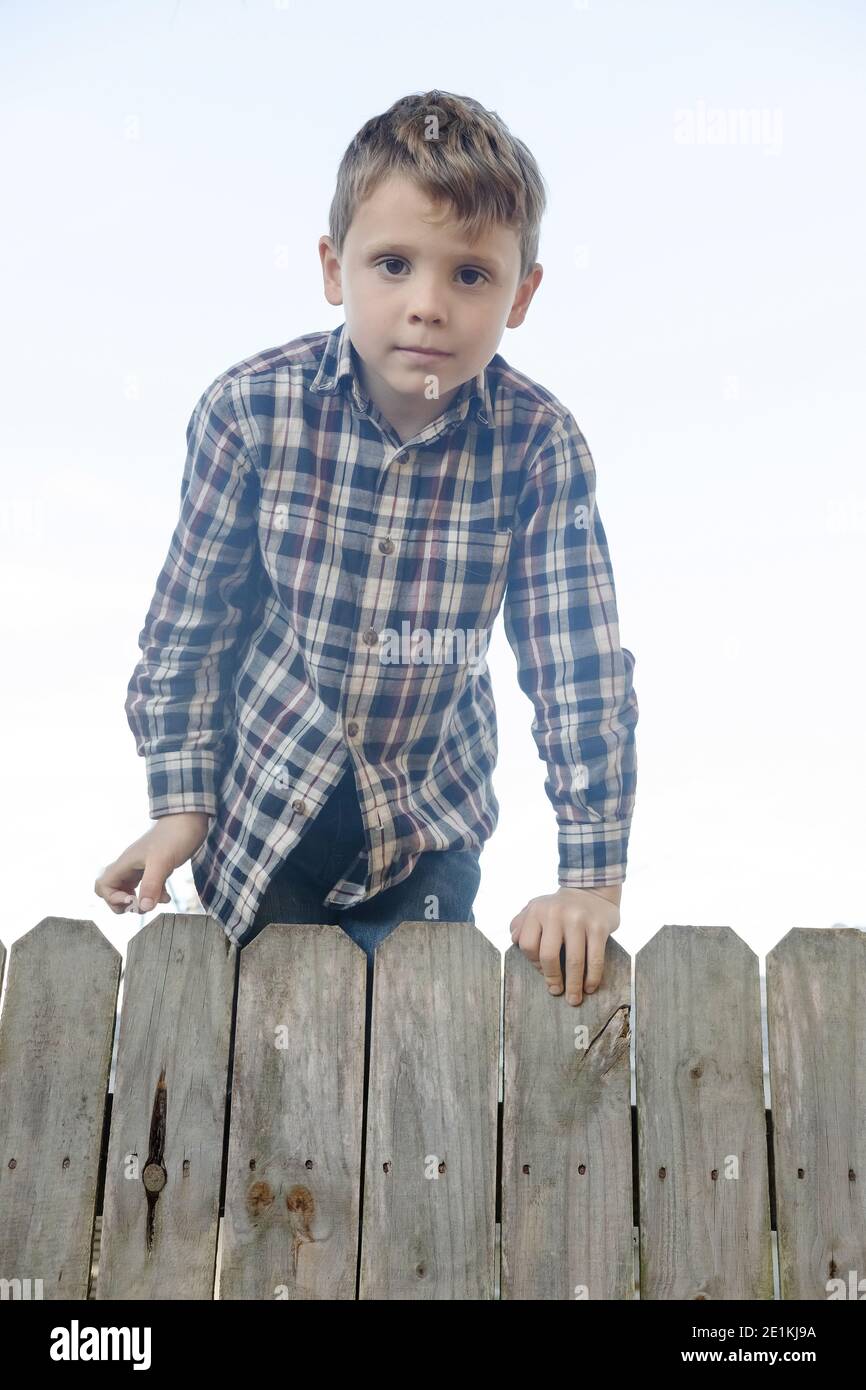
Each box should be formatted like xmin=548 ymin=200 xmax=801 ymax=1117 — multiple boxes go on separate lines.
xmin=335 ymin=394 xmax=467 ymax=899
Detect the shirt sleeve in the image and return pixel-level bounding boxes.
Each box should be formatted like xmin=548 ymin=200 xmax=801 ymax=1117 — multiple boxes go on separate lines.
xmin=125 ymin=377 xmax=261 ymax=818
xmin=502 ymin=413 xmax=639 ymax=885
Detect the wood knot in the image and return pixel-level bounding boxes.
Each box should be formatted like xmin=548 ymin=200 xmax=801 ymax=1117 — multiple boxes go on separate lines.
xmin=142 ymin=1162 xmax=167 ymax=1193
xmin=247 ymin=1179 xmax=275 ymax=1216
xmin=285 ymin=1185 xmax=315 ymax=1218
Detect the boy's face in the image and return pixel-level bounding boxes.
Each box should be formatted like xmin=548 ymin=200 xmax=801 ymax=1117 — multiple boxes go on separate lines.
xmin=319 ymin=171 xmax=542 ymax=440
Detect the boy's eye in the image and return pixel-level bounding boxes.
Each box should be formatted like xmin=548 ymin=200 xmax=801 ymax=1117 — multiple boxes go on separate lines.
xmin=456 ymin=268 xmax=487 ymax=287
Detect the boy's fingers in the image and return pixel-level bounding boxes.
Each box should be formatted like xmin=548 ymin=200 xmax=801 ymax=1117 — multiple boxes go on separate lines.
xmin=582 ymin=929 xmax=607 ymax=995
xmin=564 ymin=929 xmax=587 ymax=1004
xmin=515 ymin=917 xmax=541 ymax=960
xmin=539 ymin=931 xmax=565 ymax=994
xmin=107 ymin=889 xmax=135 ymax=908
xmin=94 ymin=863 xmax=141 ymax=907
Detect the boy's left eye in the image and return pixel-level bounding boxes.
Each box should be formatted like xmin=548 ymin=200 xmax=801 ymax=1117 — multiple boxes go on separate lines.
xmin=456 ymin=268 xmax=487 ymax=286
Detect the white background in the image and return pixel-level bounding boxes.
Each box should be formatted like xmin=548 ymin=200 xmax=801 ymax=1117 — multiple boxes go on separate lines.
xmin=1 ymin=0 xmax=863 ymax=970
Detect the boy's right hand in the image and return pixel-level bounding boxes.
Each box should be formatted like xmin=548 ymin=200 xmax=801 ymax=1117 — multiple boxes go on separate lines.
xmin=94 ymin=812 xmax=211 ymax=915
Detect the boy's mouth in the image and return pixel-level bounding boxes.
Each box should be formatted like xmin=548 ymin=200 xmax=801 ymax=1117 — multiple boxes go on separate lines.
xmin=396 ymin=346 xmax=453 ymax=358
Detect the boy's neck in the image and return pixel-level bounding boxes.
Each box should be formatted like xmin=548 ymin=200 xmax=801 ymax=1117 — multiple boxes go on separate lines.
xmin=354 ymin=350 xmax=462 ymax=444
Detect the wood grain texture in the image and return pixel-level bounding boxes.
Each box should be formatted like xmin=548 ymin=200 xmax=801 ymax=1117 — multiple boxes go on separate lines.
xmin=219 ymin=923 xmax=367 ymax=1300
xmin=0 ymin=918 xmax=120 ymax=1300
xmin=766 ymin=927 xmax=866 ymax=1299
xmin=636 ymin=925 xmax=772 ymax=1300
xmin=96 ymin=914 xmax=235 ymax=1299
xmin=501 ymin=937 xmax=632 ymax=1299
xmin=359 ymin=920 xmax=499 ymax=1299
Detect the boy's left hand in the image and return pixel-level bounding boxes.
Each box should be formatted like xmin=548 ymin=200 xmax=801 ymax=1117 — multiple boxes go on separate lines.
xmin=509 ymin=885 xmax=622 ymax=1006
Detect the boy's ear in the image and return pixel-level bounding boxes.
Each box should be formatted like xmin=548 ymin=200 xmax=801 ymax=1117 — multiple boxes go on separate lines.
xmin=319 ymin=235 xmax=344 ymax=306
xmin=506 ymin=263 xmax=544 ymax=329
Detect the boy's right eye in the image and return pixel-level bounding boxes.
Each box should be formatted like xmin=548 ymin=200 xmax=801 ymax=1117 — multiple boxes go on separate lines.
xmin=375 ymin=257 xmax=407 ymax=276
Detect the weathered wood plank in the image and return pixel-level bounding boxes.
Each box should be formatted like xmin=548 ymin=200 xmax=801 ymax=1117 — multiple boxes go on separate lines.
xmin=767 ymin=927 xmax=866 ymax=1299
xmin=219 ymin=923 xmax=366 ymax=1299
xmin=359 ymin=920 xmax=499 ymax=1299
xmin=636 ymin=925 xmax=772 ymax=1299
xmin=501 ymin=937 xmax=632 ymax=1299
xmin=96 ymin=914 xmax=235 ymax=1299
xmin=0 ymin=918 xmax=120 ymax=1300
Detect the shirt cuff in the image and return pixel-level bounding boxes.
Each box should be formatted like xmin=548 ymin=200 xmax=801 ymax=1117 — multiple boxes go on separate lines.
xmin=145 ymin=750 xmax=220 ymax=819
xmin=557 ymin=818 xmax=632 ymax=886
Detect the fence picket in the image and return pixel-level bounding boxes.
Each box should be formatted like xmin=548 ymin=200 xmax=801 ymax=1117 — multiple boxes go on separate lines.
xmin=95 ymin=914 xmax=235 ymax=1299
xmin=636 ymin=925 xmax=773 ymax=1299
xmin=0 ymin=918 xmax=120 ymax=1300
xmin=358 ymin=920 xmax=500 ymax=1299
xmin=219 ymin=923 xmax=367 ymax=1300
xmin=766 ymin=927 xmax=866 ymax=1299
xmin=501 ymin=937 xmax=633 ymax=1299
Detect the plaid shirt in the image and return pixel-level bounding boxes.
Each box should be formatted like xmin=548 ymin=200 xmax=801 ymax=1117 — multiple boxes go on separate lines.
xmin=126 ymin=321 xmax=638 ymax=944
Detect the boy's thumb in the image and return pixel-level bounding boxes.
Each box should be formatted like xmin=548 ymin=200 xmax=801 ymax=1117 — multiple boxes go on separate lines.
xmin=138 ymin=857 xmax=173 ymax=914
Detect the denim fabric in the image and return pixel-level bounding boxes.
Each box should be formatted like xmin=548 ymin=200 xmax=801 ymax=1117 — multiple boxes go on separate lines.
xmin=238 ymin=764 xmax=482 ymax=967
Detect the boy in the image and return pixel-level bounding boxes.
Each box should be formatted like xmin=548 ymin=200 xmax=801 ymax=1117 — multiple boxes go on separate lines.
xmin=95 ymin=90 xmax=638 ymax=1008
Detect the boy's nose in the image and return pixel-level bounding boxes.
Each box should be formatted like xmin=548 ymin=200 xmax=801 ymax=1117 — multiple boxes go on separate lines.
xmin=407 ymin=290 xmax=446 ymax=324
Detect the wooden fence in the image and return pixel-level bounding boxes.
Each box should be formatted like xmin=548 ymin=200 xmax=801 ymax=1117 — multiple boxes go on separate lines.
xmin=0 ymin=916 xmax=863 ymax=1300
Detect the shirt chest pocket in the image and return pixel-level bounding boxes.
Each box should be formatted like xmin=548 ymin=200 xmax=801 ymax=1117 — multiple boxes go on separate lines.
xmin=392 ymin=526 xmax=513 ymax=632
xmin=427 ymin=527 xmax=513 ymax=579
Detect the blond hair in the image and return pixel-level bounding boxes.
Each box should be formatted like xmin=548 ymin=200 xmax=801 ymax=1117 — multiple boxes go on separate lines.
xmin=328 ymin=90 xmax=548 ymax=283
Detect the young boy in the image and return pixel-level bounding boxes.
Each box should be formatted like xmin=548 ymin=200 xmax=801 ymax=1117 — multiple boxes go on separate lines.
xmin=95 ymin=90 xmax=638 ymax=1008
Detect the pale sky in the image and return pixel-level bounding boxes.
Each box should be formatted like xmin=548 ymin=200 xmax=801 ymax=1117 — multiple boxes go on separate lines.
xmin=1 ymin=0 xmax=863 ymax=977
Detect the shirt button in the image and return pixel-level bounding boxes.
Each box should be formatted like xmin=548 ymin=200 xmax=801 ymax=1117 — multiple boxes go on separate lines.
xmin=362 ymin=628 xmax=379 ymax=646
xmin=346 ymin=720 xmax=359 ymax=737
xmin=292 ymin=798 xmax=306 ymax=814
xmin=379 ymin=538 xmax=395 ymax=554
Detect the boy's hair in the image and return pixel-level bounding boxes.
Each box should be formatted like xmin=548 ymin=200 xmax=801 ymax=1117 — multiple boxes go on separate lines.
xmin=328 ymin=89 xmax=548 ymax=284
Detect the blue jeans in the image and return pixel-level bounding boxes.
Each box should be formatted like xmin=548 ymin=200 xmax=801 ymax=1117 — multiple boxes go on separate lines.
xmin=240 ymin=764 xmax=482 ymax=966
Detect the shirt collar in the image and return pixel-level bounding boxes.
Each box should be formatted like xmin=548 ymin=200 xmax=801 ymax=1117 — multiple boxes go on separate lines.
xmin=309 ymin=320 xmax=494 ymax=430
